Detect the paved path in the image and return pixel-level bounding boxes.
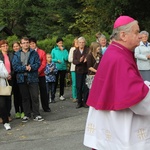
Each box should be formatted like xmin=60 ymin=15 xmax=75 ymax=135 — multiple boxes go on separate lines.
xmin=0 ymin=87 xmax=91 ymax=150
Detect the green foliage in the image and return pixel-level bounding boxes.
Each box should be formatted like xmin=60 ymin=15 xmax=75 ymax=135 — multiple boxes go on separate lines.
xmin=26 ymin=0 xmax=58 ymax=39
xmin=63 ymin=34 xmax=75 ymax=50
xmin=1 ymin=0 xmax=150 ymax=40
xmin=6 ymin=34 xmax=99 ymax=54
xmin=0 ymin=0 xmax=30 ymax=36
xmin=7 ymin=35 xmax=19 ymax=51
xmin=37 ymin=36 xmax=57 ymax=53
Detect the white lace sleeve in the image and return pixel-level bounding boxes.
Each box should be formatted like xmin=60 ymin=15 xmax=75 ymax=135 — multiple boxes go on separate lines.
xmin=0 ymin=61 xmax=9 ymax=78
xmin=130 ymin=90 xmax=150 ymax=115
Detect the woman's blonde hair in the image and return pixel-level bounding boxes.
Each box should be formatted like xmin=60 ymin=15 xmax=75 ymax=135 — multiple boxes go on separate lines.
xmin=89 ymin=42 xmax=101 ymax=58
xmin=72 ymin=37 xmax=78 ymax=48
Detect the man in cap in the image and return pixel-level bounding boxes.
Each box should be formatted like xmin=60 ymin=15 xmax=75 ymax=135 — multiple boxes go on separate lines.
xmin=84 ymin=16 xmax=150 ymax=149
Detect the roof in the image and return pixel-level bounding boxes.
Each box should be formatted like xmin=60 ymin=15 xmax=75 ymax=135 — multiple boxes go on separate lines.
xmin=0 ymin=26 xmax=13 ymax=36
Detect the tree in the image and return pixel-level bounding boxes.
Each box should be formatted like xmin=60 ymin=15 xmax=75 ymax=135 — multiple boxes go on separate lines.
xmin=70 ymin=0 xmax=131 ymax=36
xmin=0 ymin=0 xmax=32 ymax=37
xmin=0 ymin=0 xmax=150 ymax=40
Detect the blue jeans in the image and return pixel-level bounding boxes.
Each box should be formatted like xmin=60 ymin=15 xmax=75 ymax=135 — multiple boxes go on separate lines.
xmin=46 ymin=82 xmax=55 ymax=101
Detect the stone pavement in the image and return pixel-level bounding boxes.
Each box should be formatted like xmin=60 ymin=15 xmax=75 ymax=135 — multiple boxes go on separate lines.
xmin=0 ymin=87 xmax=91 ymax=150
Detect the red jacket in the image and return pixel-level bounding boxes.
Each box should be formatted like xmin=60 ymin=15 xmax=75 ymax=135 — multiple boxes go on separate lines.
xmin=36 ymin=48 xmax=46 ymax=77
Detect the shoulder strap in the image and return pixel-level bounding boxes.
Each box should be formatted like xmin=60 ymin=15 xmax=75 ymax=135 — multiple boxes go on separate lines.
xmin=89 ymin=62 xmax=97 ymax=75
xmin=5 ymin=79 xmax=10 ymax=86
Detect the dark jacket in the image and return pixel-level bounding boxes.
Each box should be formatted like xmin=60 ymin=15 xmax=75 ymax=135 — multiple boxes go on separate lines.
xmin=73 ymin=46 xmax=89 ymax=74
xmin=86 ymin=52 xmax=101 ymax=75
xmin=12 ymin=49 xmax=40 ymax=83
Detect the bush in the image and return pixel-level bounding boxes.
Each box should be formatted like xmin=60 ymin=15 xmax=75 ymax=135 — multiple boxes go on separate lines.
xmin=6 ymin=33 xmax=110 ymax=53
xmin=7 ymin=35 xmax=19 ymax=51
xmin=37 ymin=37 xmax=56 ymax=53
xmin=38 ymin=34 xmax=75 ymax=53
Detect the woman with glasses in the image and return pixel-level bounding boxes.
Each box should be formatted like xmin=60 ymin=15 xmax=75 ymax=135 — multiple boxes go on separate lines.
xmin=0 ymin=40 xmax=13 ymax=129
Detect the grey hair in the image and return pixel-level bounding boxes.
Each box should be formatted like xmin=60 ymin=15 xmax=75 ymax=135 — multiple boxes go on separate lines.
xmin=96 ymin=34 xmax=106 ymax=42
xmin=112 ymin=20 xmax=138 ymax=40
xmin=78 ymin=36 xmax=86 ymax=43
xmin=98 ymin=34 xmax=106 ymax=40
xmin=140 ymin=30 xmax=149 ymax=37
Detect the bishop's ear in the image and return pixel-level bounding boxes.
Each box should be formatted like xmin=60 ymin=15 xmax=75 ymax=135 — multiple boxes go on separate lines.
xmin=119 ymin=31 xmax=128 ymax=42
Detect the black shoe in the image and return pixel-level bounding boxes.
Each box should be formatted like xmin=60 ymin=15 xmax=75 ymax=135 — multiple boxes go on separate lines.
xmin=76 ymin=103 xmax=82 ymax=109
xmin=83 ymin=104 xmax=89 ymax=108
xmin=44 ymin=108 xmax=51 ymax=112
xmin=51 ymin=100 xmax=56 ymax=103
xmin=83 ymin=102 xmax=89 ymax=108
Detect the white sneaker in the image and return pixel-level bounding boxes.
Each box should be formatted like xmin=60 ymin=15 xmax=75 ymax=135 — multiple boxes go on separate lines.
xmin=49 ymin=98 xmax=52 ymax=103
xmin=59 ymin=95 xmax=65 ymax=101
xmin=33 ymin=116 xmax=44 ymax=121
xmin=4 ymin=123 xmax=11 ymax=130
xmin=22 ymin=116 xmax=30 ymax=123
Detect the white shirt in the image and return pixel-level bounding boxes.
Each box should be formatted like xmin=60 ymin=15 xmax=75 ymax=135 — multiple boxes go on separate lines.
xmin=68 ymin=47 xmax=76 ymax=71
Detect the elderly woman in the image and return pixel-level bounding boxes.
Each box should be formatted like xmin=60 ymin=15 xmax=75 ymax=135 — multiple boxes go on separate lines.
xmin=0 ymin=40 xmax=13 ymax=123
xmin=134 ymin=30 xmax=150 ymax=81
xmin=97 ymin=34 xmax=108 ymax=55
xmin=73 ymin=37 xmax=89 ymax=108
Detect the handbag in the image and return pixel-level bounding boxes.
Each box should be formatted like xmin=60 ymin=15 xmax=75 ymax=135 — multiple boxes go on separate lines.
xmin=86 ymin=62 xmax=97 ymax=89
xmin=0 ymin=79 xmax=12 ymax=96
xmin=86 ymin=74 xmax=95 ymax=89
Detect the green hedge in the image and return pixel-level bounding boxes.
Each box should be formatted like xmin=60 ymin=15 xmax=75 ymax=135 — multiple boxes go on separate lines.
xmin=7 ymin=33 xmax=108 ymax=53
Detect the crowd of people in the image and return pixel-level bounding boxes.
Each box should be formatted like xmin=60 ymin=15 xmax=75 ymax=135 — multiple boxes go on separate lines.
xmin=0 ymin=37 xmax=51 ymax=130
xmin=1 ymin=17 xmax=150 ymax=150
xmin=0 ymin=33 xmax=105 ymax=131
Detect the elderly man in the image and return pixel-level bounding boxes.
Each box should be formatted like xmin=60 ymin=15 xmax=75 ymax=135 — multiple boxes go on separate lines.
xmin=84 ymin=16 xmax=150 ymax=150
